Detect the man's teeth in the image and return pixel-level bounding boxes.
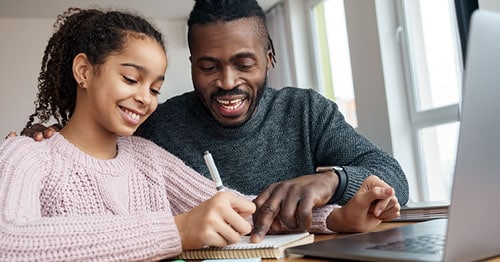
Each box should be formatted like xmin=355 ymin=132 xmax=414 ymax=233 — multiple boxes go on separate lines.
xmin=123 ymin=108 xmax=140 ymax=120
xmin=216 ymin=98 xmax=243 ymax=110
xmin=217 ymin=98 xmax=242 ymax=105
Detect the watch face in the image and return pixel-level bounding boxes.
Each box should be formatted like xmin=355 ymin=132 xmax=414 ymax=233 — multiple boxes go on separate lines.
xmin=316 ymin=166 xmax=343 ymax=173
xmin=332 ymin=166 xmax=343 ymax=171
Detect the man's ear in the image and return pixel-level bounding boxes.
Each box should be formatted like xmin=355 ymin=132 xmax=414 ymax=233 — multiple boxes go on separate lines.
xmin=266 ymin=49 xmax=273 ymax=71
xmin=72 ymin=53 xmax=91 ymax=88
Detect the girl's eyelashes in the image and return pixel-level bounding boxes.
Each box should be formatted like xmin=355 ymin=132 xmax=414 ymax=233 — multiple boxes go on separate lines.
xmin=123 ymin=74 xmax=162 ymax=96
xmin=123 ymin=76 xmax=138 ymax=84
xmin=150 ymin=88 xmax=161 ymax=96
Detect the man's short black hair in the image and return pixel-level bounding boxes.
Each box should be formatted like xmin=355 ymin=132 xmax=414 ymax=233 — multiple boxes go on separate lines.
xmin=187 ymin=0 xmax=267 ymax=26
xmin=187 ymin=0 xmax=276 ymax=66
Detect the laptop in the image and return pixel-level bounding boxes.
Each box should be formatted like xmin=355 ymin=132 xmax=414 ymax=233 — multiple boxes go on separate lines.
xmin=286 ymin=9 xmax=500 ymax=262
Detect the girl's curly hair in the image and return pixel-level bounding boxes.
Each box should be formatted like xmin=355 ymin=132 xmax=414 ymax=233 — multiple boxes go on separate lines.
xmin=25 ymin=7 xmax=165 ymax=128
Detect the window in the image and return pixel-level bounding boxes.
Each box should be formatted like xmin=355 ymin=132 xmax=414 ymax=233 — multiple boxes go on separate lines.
xmin=309 ymin=0 xmax=463 ymax=201
xmin=308 ymin=0 xmax=357 ymax=128
xmin=398 ymin=0 xmax=463 ymax=201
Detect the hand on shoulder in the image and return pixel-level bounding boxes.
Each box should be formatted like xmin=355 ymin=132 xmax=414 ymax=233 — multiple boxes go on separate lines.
xmin=7 ymin=123 xmax=62 ymax=141
xmin=5 ymin=132 xmax=16 ymax=139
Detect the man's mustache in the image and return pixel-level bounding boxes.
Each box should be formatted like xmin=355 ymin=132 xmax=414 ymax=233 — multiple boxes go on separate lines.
xmin=211 ymin=87 xmax=250 ymax=99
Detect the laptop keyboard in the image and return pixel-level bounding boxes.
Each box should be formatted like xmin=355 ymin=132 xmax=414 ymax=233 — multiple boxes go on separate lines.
xmin=366 ymin=233 xmax=446 ymax=254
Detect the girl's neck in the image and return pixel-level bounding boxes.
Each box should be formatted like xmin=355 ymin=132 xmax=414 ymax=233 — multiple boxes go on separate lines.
xmin=60 ymin=119 xmax=119 ymax=160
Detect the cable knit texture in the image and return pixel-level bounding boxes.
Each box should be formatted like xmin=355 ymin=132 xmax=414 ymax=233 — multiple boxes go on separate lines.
xmin=0 ymin=133 xmax=334 ymax=261
xmin=136 ymin=87 xmax=410 ymax=206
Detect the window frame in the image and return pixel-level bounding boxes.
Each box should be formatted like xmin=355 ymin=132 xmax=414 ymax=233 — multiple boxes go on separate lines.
xmin=305 ymin=0 xmax=464 ymax=201
xmin=395 ymin=0 xmax=463 ymax=200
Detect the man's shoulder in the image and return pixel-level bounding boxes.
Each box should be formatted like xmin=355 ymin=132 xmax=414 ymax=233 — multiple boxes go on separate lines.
xmin=267 ymin=87 xmax=327 ymax=106
xmin=271 ymin=87 xmax=322 ymax=98
xmin=158 ymin=91 xmax=197 ymax=110
xmin=143 ymin=91 xmax=197 ymax=126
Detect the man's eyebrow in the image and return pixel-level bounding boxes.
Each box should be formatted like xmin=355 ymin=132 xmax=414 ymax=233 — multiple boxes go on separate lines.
xmin=197 ymin=56 xmax=218 ymax=63
xmin=196 ymin=52 xmax=257 ymax=63
xmin=231 ymin=52 xmax=257 ymax=62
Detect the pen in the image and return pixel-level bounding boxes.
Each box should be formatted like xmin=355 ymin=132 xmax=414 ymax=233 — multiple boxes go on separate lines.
xmin=203 ymin=151 xmax=225 ymax=192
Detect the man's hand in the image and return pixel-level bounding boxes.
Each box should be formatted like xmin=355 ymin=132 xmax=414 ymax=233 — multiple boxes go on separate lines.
xmin=174 ymin=192 xmax=256 ymax=249
xmin=250 ymin=172 xmax=338 ymax=243
xmin=5 ymin=132 xmax=16 ymax=139
xmin=326 ymin=175 xmax=400 ymax=232
xmin=10 ymin=123 xmax=62 ymax=141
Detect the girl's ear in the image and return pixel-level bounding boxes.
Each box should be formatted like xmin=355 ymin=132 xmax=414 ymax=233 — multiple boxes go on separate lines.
xmin=72 ymin=53 xmax=91 ymax=88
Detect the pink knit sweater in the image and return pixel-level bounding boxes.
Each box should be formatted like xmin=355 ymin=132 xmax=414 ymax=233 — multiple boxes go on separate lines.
xmin=0 ymin=133 xmax=333 ymax=261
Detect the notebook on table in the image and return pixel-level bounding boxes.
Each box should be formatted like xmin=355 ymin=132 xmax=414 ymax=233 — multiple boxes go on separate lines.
xmin=286 ymin=9 xmax=500 ymax=262
xmin=176 ymin=232 xmax=313 ymax=260
xmin=391 ymin=200 xmax=449 ymax=222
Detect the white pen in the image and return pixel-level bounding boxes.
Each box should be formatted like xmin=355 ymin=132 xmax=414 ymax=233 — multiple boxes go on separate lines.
xmin=203 ymin=151 xmax=226 ymax=192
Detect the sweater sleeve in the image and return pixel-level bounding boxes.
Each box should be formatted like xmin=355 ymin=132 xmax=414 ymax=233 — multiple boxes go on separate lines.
xmin=308 ymin=90 xmax=409 ymax=206
xmin=145 ymin=140 xmax=337 ymax=234
xmin=145 ymin=140 xmax=249 ymax=215
xmin=0 ymin=138 xmax=181 ymax=261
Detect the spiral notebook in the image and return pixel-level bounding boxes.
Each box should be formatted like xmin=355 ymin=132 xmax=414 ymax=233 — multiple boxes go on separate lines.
xmin=177 ymin=232 xmax=313 ymax=260
xmin=390 ymin=200 xmax=450 ymax=222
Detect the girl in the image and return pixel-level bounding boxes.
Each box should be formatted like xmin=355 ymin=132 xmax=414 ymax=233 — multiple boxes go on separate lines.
xmin=0 ymin=8 xmax=257 ymax=261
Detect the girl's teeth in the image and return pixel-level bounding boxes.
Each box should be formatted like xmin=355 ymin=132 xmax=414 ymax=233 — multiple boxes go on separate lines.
xmin=123 ymin=108 xmax=140 ymax=120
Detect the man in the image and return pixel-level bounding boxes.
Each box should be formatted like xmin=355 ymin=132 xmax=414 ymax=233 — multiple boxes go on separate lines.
xmin=11 ymin=0 xmax=408 ymax=242
xmin=136 ymin=0 xmax=408 ymax=241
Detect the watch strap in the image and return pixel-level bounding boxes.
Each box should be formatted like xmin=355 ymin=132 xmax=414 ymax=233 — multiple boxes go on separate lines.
xmin=316 ymin=166 xmax=348 ymax=204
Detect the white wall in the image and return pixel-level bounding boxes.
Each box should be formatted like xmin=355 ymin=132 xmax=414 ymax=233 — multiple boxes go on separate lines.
xmin=0 ymin=18 xmax=52 ymax=137
xmin=343 ymin=0 xmax=393 ymax=153
xmin=0 ymin=17 xmax=192 ymax=137
xmin=479 ymin=0 xmax=500 ymax=13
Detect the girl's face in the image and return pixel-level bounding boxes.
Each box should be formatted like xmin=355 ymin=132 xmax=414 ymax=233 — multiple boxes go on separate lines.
xmin=83 ymin=37 xmax=167 ymax=137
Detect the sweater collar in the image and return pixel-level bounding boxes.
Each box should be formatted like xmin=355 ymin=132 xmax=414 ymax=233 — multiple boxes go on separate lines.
xmin=48 ymin=133 xmax=132 ymax=175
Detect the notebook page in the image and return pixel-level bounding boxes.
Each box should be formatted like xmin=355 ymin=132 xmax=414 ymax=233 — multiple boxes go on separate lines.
xmin=222 ymin=232 xmax=311 ymax=250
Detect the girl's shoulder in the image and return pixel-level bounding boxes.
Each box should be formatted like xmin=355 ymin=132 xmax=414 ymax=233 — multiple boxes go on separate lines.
xmin=123 ymin=135 xmax=190 ymax=169
xmin=120 ymin=135 xmax=171 ymax=160
xmin=123 ymin=135 xmax=163 ymax=152
xmin=0 ymin=136 xmax=51 ymax=171
xmin=0 ymin=136 xmax=48 ymax=156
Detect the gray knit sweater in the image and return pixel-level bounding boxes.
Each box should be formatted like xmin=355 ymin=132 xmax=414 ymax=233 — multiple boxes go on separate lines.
xmin=137 ymin=87 xmax=409 ymax=205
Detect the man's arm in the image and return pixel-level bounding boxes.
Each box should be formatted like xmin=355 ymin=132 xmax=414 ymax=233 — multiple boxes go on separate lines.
xmin=250 ymin=175 xmax=400 ymax=242
xmin=251 ymin=89 xmax=408 ymax=241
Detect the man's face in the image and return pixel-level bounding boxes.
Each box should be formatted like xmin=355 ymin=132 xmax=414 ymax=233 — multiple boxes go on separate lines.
xmin=189 ymin=18 xmax=272 ymax=127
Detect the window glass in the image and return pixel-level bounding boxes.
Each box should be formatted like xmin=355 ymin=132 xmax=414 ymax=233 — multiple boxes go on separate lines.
xmin=404 ymin=0 xmax=462 ymax=111
xmin=418 ymin=122 xmax=459 ymax=200
xmin=311 ymin=0 xmax=357 ymax=127
xmin=309 ymin=0 xmax=463 ymax=202
xmin=401 ymin=0 xmax=463 ymax=201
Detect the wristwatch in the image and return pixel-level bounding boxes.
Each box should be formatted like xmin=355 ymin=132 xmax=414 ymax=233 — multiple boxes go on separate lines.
xmin=316 ymin=166 xmax=348 ymax=204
